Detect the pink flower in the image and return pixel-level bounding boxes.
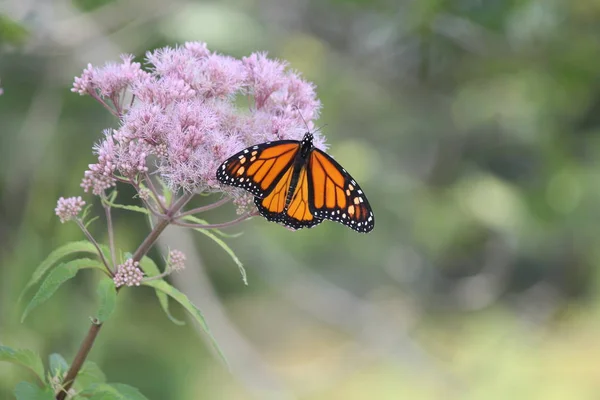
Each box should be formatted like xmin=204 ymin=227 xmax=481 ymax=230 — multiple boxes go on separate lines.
xmin=233 ymin=193 xmax=254 ymax=215
xmin=81 ymin=132 xmax=117 ymax=195
xmin=243 ymin=52 xmax=288 ymax=109
xmin=184 ymin=41 xmax=210 ymax=58
xmin=72 ymin=63 xmax=95 ymax=95
xmin=55 ymin=196 xmax=85 ymax=223
xmin=168 ymin=250 xmax=186 ymax=272
xmin=72 ymin=55 xmax=148 ymax=99
xmin=191 ymin=54 xmax=247 ymax=98
xmin=113 ymin=259 xmax=144 ymax=287
xmin=74 ymin=42 xmax=325 ymax=196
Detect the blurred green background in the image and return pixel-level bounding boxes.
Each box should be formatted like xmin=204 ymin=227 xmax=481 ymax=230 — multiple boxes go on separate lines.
xmin=3 ymin=0 xmax=600 ymax=399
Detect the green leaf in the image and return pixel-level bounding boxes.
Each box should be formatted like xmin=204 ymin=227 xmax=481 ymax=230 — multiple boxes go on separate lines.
xmin=20 ymin=241 xmax=105 ymax=302
xmin=81 ymin=203 xmax=94 ymax=221
xmin=102 ymin=193 xmax=150 ymax=215
xmin=21 ymin=258 xmax=105 ymax=322
xmin=13 ymin=382 xmax=54 ymax=400
xmin=74 ymin=361 xmax=106 ymax=391
xmin=48 ymin=353 xmax=68 ymax=378
xmin=213 ymin=230 xmax=244 ymax=239
xmin=81 ymin=383 xmax=148 ymax=400
xmin=107 ymin=202 xmax=150 ymax=215
xmin=0 ymin=346 xmax=45 ymax=383
xmin=0 ymin=15 xmax=29 ymax=46
xmin=107 ymin=189 xmax=118 ymax=203
xmin=181 ymin=215 xmax=243 ymax=238
xmin=184 ymin=216 xmax=247 ymax=285
xmin=108 ymin=383 xmax=149 ymax=400
xmin=138 ymin=257 xmax=185 ymax=326
xmin=84 ymin=216 xmax=100 ymax=229
xmin=142 ymin=280 xmax=228 ymax=366
xmin=96 ymin=277 xmax=117 ymax=323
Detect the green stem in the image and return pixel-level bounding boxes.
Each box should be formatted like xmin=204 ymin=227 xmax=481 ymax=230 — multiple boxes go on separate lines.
xmin=56 ymin=193 xmax=193 ymax=400
xmin=103 ymin=202 xmax=116 ymax=272
xmin=76 ymin=219 xmax=112 ymax=277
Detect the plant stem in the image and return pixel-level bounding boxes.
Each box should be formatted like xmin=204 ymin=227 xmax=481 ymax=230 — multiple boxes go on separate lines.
xmin=88 ymin=91 xmax=119 ymax=118
xmin=103 ymin=203 xmax=116 ymax=272
xmin=131 ymin=193 xmax=192 ymax=261
xmin=56 ymin=322 xmax=102 ymax=400
xmin=57 ymin=192 xmax=193 ymax=399
xmin=141 ymin=269 xmax=172 ymax=283
xmin=130 ymin=177 xmax=164 ymax=217
xmin=143 ymin=172 xmax=167 ymax=212
xmin=177 ymin=196 xmax=231 ymax=218
xmin=76 ymin=220 xmax=113 ymax=277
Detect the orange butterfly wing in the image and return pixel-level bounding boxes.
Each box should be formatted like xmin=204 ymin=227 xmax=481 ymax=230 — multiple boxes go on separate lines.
xmin=255 ymin=165 xmax=323 ymax=230
xmin=217 ymin=134 xmax=374 ymax=232
xmin=216 ymin=141 xmax=300 ymax=198
xmin=308 ymin=149 xmax=374 ymax=233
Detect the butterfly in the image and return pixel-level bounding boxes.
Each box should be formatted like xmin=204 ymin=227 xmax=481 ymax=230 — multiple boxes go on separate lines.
xmin=216 ymin=132 xmax=374 ymax=232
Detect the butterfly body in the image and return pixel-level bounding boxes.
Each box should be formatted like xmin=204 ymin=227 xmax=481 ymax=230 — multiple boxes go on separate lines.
xmin=284 ymin=133 xmax=315 ymax=206
xmin=216 ymin=132 xmax=374 ymax=233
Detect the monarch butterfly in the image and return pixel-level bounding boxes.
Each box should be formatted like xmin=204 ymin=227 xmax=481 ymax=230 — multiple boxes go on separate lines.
xmin=216 ymin=132 xmax=374 ymax=233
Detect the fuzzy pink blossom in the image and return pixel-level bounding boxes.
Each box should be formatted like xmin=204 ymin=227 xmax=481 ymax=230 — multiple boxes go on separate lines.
xmin=72 ymin=55 xmax=147 ymax=98
xmin=73 ymin=42 xmax=324 ymax=196
xmin=113 ymin=259 xmax=144 ymax=287
xmin=72 ymin=63 xmax=95 ymax=95
xmin=191 ymin=54 xmax=247 ymax=98
xmin=55 ymin=196 xmax=85 ymax=223
xmin=168 ymin=250 xmax=186 ymax=272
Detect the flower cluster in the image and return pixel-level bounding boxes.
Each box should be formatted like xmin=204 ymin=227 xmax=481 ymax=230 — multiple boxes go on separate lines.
xmin=167 ymin=249 xmax=186 ymax=272
xmin=74 ymin=42 xmax=325 ymax=197
xmin=113 ymin=259 xmax=144 ymax=287
xmin=55 ymin=196 xmax=85 ymax=223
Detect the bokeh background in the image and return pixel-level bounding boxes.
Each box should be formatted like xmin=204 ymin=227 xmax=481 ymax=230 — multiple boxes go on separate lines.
xmin=2 ymin=0 xmax=600 ymax=399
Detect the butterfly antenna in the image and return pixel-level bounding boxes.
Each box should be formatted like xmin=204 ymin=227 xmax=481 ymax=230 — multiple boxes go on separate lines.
xmin=293 ymin=105 xmax=312 ymax=132
xmin=315 ymin=123 xmax=328 ymax=134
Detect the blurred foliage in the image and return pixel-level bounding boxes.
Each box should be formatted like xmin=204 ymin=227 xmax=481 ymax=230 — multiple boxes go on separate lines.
xmin=2 ymin=0 xmax=600 ymax=399
xmin=0 ymin=15 xmax=28 ymax=47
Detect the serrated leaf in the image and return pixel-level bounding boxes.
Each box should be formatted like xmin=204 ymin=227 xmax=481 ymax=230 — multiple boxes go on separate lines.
xmin=186 ymin=218 xmax=247 ymax=285
xmin=22 ymin=259 xmax=105 ymax=322
xmin=81 ymin=383 xmax=148 ymax=400
xmin=96 ymin=277 xmax=117 ymax=323
xmin=138 ymin=257 xmax=185 ymax=326
xmin=142 ymin=280 xmax=228 ymax=366
xmin=0 ymin=346 xmax=45 ymax=383
xmin=109 ymin=383 xmax=149 ymax=400
xmin=74 ymin=361 xmax=106 ymax=392
xmin=49 ymin=353 xmax=68 ymax=378
xmin=20 ymin=241 xmax=105 ymax=302
xmin=79 ymin=383 xmax=118 ymax=399
xmin=13 ymin=382 xmax=54 ymax=400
